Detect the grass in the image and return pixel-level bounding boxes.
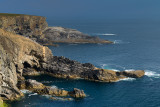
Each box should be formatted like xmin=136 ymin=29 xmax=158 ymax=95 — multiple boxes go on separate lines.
xmin=0 ymin=13 xmax=24 ymax=17
xmin=0 ymin=102 xmax=9 ymax=107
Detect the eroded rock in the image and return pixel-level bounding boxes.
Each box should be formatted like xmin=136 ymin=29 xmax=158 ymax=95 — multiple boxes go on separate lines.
xmin=69 ymin=88 xmax=86 ymax=98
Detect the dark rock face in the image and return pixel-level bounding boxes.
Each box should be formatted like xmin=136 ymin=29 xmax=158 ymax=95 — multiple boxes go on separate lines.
xmin=43 ymin=27 xmax=113 ymax=44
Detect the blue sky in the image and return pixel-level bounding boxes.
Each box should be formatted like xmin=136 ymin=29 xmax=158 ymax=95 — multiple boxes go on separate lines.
xmin=0 ymin=0 xmax=160 ymax=21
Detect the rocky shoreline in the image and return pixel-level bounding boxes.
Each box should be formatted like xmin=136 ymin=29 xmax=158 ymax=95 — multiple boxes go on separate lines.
xmin=0 ymin=14 xmax=113 ymax=45
xmin=0 ymin=13 xmax=145 ymax=105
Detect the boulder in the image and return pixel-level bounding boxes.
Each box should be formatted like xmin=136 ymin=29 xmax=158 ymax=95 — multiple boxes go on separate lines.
xmin=69 ymin=88 xmax=86 ymax=98
xmin=118 ymin=70 xmax=145 ymax=78
xmin=25 ymin=79 xmax=45 ymax=90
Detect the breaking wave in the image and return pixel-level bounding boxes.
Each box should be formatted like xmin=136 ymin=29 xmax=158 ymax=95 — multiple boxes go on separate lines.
xmin=28 ymin=93 xmax=38 ymax=96
xmin=118 ymin=78 xmax=136 ymax=82
xmin=145 ymin=70 xmax=160 ymax=78
xmin=96 ymin=33 xmax=116 ymax=36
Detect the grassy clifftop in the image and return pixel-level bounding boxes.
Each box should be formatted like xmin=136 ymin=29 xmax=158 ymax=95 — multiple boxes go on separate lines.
xmin=0 ymin=13 xmax=36 ymax=17
xmin=0 ymin=13 xmax=25 ymax=16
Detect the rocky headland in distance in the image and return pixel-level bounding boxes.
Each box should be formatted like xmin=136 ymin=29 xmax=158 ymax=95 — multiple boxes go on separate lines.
xmin=0 ymin=13 xmax=113 ymax=45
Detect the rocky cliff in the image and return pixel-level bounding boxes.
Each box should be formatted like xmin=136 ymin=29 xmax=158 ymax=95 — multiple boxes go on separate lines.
xmin=0 ymin=28 xmax=144 ymax=101
xmin=0 ymin=13 xmax=48 ymax=44
xmin=0 ymin=13 xmax=112 ymax=45
xmin=0 ymin=28 xmax=52 ymax=100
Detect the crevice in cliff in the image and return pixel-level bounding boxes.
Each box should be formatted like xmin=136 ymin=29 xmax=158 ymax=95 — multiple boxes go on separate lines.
xmin=23 ymin=61 xmax=31 ymax=68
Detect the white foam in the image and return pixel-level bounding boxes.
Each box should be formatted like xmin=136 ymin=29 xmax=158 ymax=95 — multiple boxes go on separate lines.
xmin=20 ymin=89 xmax=32 ymax=94
xmin=51 ymin=85 xmax=58 ymax=89
xmin=98 ymin=33 xmax=116 ymax=36
xmin=125 ymin=69 xmax=135 ymax=72
xmin=145 ymin=70 xmax=160 ymax=78
xmin=28 ymin=93 xmax=38 ymax=96
xmin=113 ymin=40 xmax=130 ymax=44
xmin=110 ymin=69 xmax=120 ymax=72
xmin=118 ymin=78 xmax=136 ymax=82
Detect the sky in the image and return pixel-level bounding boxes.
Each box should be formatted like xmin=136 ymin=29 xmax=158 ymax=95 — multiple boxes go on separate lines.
xmin=0 ymin=0 xmax=160 ymax=21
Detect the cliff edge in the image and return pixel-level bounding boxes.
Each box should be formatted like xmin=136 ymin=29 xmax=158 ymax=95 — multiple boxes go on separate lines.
xmin=0 ymin=13 xmax=112 ymax=45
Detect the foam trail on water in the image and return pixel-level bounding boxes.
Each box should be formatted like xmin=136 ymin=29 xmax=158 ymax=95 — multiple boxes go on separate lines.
xmin=97 ymin=33 xmax=116 ymax=36
xmin=145 ymin=70 xmax=160 ymax=78
xmin=118 ymin=78 xmax=136 ymax=82
xmin=113 ymin=40 xmax=130 ymax=44
xmin=28 ymin=93 xmax=38 ymax=96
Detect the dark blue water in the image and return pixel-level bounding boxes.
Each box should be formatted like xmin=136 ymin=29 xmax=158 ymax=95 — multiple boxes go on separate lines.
xmin=11 ymin=19 xmax=160 ymax=107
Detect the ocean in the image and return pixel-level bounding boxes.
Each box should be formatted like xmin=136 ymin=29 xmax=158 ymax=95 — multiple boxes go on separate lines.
xmin=10 ymin=19 xmax=160 ymax=107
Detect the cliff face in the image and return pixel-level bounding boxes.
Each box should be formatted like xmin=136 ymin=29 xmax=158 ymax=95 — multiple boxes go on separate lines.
xmin=0 ymin=14 xmax=48 ymax=44
xmin=0 ymin=29 xmax=52 ymax=100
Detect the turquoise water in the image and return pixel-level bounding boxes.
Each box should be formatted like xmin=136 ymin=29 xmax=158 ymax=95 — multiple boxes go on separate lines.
xmin=10 ymin=19 xmax=160 ymax=107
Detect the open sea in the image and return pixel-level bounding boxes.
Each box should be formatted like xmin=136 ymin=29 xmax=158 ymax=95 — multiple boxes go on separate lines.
xmin=10 ymin=19 xmax=160 ymax=107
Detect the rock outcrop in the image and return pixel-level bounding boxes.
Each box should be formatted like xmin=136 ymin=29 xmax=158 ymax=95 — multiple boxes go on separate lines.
xmin=0 ymin=26 xmax=144 ymax=101
xmin=43 ymin=27 xmax=113 ymax=44
xmin=20 ymin=79 xmax=86 ymax=98
xmin=0 ymin=28 xmax=52 ymax=100
xmin=0 ymin=13 xmax=112 ymax=45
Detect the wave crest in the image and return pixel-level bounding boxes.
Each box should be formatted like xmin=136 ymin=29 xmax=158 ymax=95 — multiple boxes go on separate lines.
xmin=145 ymin=70 xmax=160 ymax=78
xmin=118 ymin=78 xmax=136 ymax=82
